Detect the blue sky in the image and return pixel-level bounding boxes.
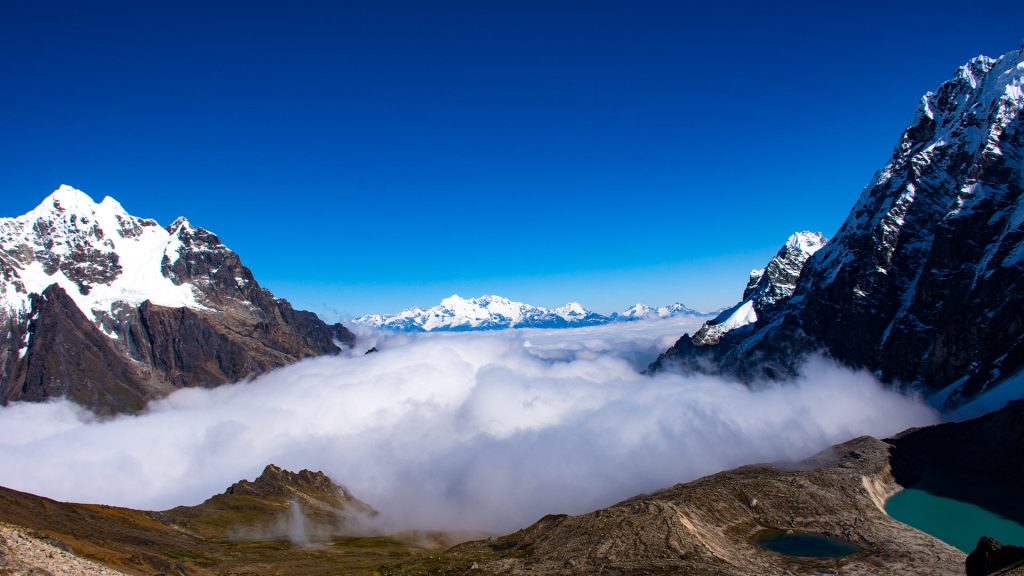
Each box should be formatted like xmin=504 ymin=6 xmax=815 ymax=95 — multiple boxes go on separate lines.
xmin=2 ymin=1 xmax=1022 ymax=318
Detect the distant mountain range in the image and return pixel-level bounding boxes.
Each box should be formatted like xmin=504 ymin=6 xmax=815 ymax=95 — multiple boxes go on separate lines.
xmin=355 ymin=295 xmax=707 ymax=332
xmin=652 ymin=46 xmax=1024 ymax=411
xmin=0 ymin=186 xmax=354 ymax=414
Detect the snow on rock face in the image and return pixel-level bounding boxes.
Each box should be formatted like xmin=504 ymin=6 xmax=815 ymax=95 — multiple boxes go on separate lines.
xmin=554 ymin=301 xmax=588 ymax=320
xmin=653 ymin=47 xmax=1024 ymax=410
xmin=0 ymin=185 xmax=356 ymax=414
xmin=614 ymin=302 xmax=703 ymax=321
xmin=0 ymin=186 xmax=202 ymax=321
xmin=358 ymin=295 xmax=608 ymax=332
xmin=357 ymin=297 xmax=708 ymax=332
xmin=688 ymin=231 xmax=826 ymax=347
xmin=745 ymin=231 xmax=827 ymax=309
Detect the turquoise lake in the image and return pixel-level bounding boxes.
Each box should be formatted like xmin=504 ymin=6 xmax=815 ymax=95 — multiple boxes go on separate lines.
xmin=886 ymin=488 xmax=1024 ymax=553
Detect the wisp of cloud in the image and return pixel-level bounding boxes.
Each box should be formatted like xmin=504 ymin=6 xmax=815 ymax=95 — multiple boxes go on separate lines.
xmin=0 ymin=318 xmax=938 ymax=534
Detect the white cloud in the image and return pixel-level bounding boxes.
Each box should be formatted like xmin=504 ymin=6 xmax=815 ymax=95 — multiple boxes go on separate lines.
xmin=0 ymin=319 xmax=938 ymax=534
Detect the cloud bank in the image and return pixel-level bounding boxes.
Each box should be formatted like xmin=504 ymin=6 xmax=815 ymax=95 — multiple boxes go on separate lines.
xmin=0 ymin=319 xmax=938 ymax=534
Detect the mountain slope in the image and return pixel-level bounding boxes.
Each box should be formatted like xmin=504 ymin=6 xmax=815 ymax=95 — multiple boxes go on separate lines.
xmin=357 ymin=295 xmax=706 ymax=332
xmin=679 ymin=231 xmax=826 ymax=348
xmin=0 ymin=186 xmax=355 ymax=414
xmin=412 ymin=400 xmax=1024 ymax=576
xmin=652 ymin=47 xmax=1024 ymax=408
xmin=0 ymin=465 xmax=424 ymax=576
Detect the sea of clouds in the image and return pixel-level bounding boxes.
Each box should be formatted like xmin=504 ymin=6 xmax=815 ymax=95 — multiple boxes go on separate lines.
xmin=0 ymin=317 xmax=939 ymax=534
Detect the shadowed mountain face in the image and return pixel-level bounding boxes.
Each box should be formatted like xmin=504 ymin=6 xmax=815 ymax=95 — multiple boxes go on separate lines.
xmin=651 ymin=48 xmax=1024 ymax=409
xmin=888 ymin=400 xmax=1024 ymax=526
xmin=0 ymin=187 xmax=355 ymax=414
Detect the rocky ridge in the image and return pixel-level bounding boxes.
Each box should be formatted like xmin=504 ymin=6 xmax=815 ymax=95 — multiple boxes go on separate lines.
xmin=685 ymin=231 xmax=825 ymax=348
xmin=0 ymin=186 xmax=355 ymax=414
xmin=0 ymin=464 xmax=396 ymax=576
xmin=651 ymin=47 xmax=1024 ymax=409
xmin=161 ymin=464 xmax=378 ymax=542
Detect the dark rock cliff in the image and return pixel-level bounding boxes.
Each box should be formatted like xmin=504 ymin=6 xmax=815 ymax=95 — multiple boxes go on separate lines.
xmin=652 ymin=48 xmax=1024 ymax=409
xmin=0 ymin=188 xmax=355 ymax=414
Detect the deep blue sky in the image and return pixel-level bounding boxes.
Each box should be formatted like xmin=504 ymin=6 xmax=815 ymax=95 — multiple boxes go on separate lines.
xmin=2 ymin=1 xmax=1022 ymax=317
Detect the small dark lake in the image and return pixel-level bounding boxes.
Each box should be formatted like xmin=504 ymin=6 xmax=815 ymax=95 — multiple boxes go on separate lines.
xmin=756 ymin=531 xmax=861 ymax=558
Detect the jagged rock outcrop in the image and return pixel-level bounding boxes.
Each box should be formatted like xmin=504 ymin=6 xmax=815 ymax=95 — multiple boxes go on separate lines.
xmin=651 ymin=47 xmax=1024 ymax=409
xmin=162 ymin=464 xmax=377 ymax=540
xmin=0 ymin=465 xmax=389 ymax=575
xmin=966 ymin=537 xmax=1024 ymax=576
xmin=20 ymin=285 xmax=152 ymax=413
xmin=648 ymin=231 xmax=825 ymax=374
xmin=0 ymin=186 xmax=355 ymax=414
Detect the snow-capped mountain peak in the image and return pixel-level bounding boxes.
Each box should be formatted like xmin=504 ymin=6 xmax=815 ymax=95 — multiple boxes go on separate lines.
xmin=0 ymin=185 xmax=355 ymax=414
xmin=2 ymin=183 xmax=356 ymax=412
xmin=0 ymin=186 xmax=203 ymax=321
xmin=554 ymin=301 xmax=588 ymax=320
xmin=688 ymin=230 xmax=827 ymax=346
xmin=653 ymin=47 xmax=1024 ymax=410
xmin=784 ymin=231 xmax=827 ymax=256
xmin=358 ymin=296 xmax=708 ymax=332
xmin=614 ymin=302 xmax=702 ymax=321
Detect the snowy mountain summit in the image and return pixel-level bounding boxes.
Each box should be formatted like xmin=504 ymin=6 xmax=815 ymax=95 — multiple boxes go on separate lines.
xmin=652 ymin=46 xmax=1024 ymax=410
xmin=357 ymin=295 xmax=706 ymax=332
xmin=688 ymin=231 xmax=826 ymax=346
xmin=357 ymin=295 xmax=606 ymax=331
xmin=613 ymin=302 xmax=703 ymax=321
xmin=0 ymin=185 xmax=206 ymax=322
xmin=0 ymin=186 xmax=354 ymax=414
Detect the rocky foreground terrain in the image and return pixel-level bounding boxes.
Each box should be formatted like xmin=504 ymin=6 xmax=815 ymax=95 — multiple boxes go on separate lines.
xmin=0 ymin=402 xmax=1020 ymax=576
xmin=0 ymin=464 xmax=441 ymax=576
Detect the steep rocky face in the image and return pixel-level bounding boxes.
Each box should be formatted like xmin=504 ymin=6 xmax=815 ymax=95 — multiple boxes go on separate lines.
xmin=13 ymin=284 xmax=153 ymax=413
xmin=658 ymin=231 xmax=824 ymax=351
xmin=966 ymin=537 xmax=1024 ymax=576
xmin=652 ymin=48 xmax=1024 ymax=408
xmin=0 ymin=186 xmax=355 ymax=414
xmin=887 ymin=399 xmax=1024 ymax=491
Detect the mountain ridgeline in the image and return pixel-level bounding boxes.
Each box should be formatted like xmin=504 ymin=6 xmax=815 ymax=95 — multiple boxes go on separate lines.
xmin=356 ymin=295 xmax=706 ymax=332
xmin=0 ymin=187 xmax=355 ymax=414
xmin=652 ymin=47 xmax=1024 ymax=410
